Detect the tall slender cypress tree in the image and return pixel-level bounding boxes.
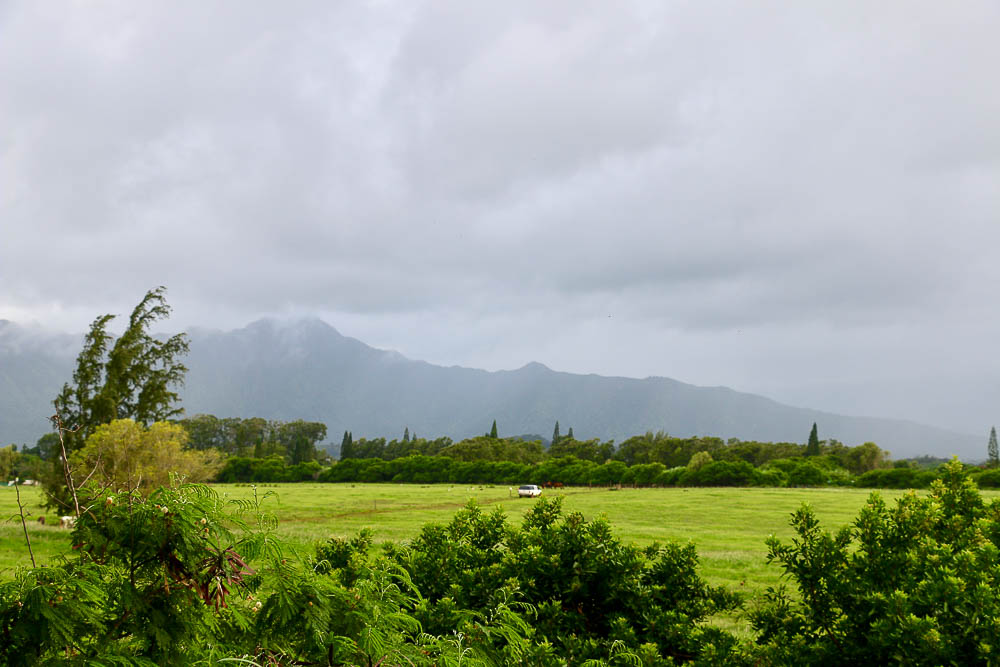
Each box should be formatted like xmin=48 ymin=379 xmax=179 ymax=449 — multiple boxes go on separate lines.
xmin=989 ymin=426 xmax=998 ymax=468
xmin=552 ymin=421 xmax=561 ymax=445
xmin=806 ymin=423 xmax=820 ymax=456
xmin=490 ymin=420 xmax=498 ymax=439
xmin=340 ymin=430 xmax=355 ymax=460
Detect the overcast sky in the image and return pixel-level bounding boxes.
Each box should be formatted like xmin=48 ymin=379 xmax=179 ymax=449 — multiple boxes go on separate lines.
xmin=2 ymin=1 xmax=998 ymax=435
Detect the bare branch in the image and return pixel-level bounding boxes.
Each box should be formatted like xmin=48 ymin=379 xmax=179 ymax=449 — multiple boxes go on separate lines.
xmin=51 ymin=413 xmax=82 ymax=517
xmin=78 ymin=453 xmax=104 ymax=488
xmin=14 ymin=483 xmax=36 ymax=568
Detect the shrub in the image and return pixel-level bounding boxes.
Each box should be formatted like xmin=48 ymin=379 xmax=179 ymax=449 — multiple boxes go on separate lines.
xmin=680 ymin=460 xmax=756 ymax=486
xmin=0 ymin=484 xmax=266 ymax=664
xmin=653 ymin=467 xmax=686 ymax=486
xmin=751 ymin=467 xmax=788 ymax=487
xmin=765 ymin=458 xmax=827 ymax=486
xmin=393 ymin=497 xmax=745 ymax=664
xmin=621 ymin=462 xmax=667 ymax=486
xmin=750 ymin=460 xmax=1000 ymax=665
xmin=972 ymin=467 xmax=1000 ymax=488
xmin=856 ymin=466 xmax=936 ymax=489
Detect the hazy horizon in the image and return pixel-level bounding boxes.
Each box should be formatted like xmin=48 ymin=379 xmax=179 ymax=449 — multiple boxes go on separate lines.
xmin=0 ymin=314 xmax=989 ymax=441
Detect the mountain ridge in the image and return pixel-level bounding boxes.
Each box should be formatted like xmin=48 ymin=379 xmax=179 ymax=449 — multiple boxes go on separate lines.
xmin=0 ymin=317 xmax=983 ymax=459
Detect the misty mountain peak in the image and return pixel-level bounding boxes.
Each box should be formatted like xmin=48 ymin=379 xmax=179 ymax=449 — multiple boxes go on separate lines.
xmin=0 ymin=317 xmax=983 ymax=459
xmin=518 ymin=361 xmax=551 ymax=373
xmin=244 ymin=317 xmax=340 ymax=337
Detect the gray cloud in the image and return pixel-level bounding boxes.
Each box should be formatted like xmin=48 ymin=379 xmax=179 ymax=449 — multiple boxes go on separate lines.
xmin=2 ymin=1 xmax=998 ymax=435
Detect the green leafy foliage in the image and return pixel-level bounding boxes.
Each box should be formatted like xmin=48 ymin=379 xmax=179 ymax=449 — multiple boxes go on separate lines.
xmin=178 ymin=415 xmax=328 ymax=463
xmin=439 ymin=436 xmax=546 ymax=464
xmin=393 ymin=497 xmax=744 ymax=664
xmin=763 ymin=458 xmax=828 ymax=487
xmin=549 ymin=436 xmax=615 ymax=463
xmin=750 ymin=460 xmax=1000 ymax=665
xmin=338 ymin=433 xmax=454 ymax=461
xmin=72 ymin=419 xmax=222 ymax=493
xmin=1 ymin=483 xmax=263 ymax=664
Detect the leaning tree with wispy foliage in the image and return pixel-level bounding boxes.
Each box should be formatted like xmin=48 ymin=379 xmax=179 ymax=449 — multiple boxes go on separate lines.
xmin=46 ymin=286 xmax=189 ymax=509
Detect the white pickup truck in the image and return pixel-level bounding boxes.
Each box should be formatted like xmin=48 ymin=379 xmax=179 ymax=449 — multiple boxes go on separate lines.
xmin=517 ymin=484 xmax=542 ymax=498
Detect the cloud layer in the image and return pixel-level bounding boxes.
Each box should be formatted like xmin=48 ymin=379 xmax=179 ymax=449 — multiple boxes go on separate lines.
xmin=2 ymin=1 xmax=999 ymax=434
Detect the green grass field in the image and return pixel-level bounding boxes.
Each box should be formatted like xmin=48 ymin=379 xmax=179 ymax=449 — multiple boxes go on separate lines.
xmin=5 ymin=483 xmax=995 ymax=605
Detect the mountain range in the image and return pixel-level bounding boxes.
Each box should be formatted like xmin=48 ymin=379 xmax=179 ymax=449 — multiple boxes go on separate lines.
xmin=0 ymin=317 xmax=984 ymax=459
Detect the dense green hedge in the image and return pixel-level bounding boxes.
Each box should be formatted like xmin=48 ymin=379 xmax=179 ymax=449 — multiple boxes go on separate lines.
xmin=215 ymin=452 xmax=994 ymax=491
xmin=215 ymin=456 xmax=324 ymax=482
xmin=215 ymin=453 xmax=876 ymax=488
xmin=972 ymin=467 xmax=1000 ymax=488
xmin=197 ymin=427 xmax=990 ymax=490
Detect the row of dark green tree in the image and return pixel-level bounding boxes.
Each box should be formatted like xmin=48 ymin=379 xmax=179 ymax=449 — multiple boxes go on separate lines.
xmin=221 ymin=447 xmax=1000 ymax=488
xmin=215 ymin=425 xmax=893 ymax=486
xmin=216 ymin=427 xmax=1000 ymax=489
xmin=338 ymin=424 xmax=880 ymax=466
xmin=178 ymin=414 xmax=328 ymax=463
xmin=338 ymin=429 xmax=455 ymax=461
xmin=20 ymin=415 xmax=329 ymax=468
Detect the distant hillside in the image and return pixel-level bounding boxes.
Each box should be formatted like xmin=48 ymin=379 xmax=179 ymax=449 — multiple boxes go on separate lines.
xmin=0 ymin=320 xmax=79 ymax=443
xmin=0 ymin=318 xmax=984 ymax=459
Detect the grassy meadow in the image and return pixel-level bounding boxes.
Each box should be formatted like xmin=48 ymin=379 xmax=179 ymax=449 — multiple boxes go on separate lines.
xmin=8 ymin=482 xmax=993 ymax=597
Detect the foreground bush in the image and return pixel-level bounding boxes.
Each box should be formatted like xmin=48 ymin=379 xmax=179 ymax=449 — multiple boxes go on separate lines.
xmin=750 ymin=460 xmax=1000 ymax=665
xmin=0 ymin=484 xmax=744 ymax=665
xmin=0 ymin=484 xmax=264 ymax=664
xmin=390 ymin=497 xmax=745 ymax=664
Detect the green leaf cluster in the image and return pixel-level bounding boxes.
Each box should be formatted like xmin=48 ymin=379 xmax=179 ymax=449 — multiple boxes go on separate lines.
xmin=750 ymin=459 xmax=1000 ymax=665
xmin=393 ymin=497 xmax=744 ymax=664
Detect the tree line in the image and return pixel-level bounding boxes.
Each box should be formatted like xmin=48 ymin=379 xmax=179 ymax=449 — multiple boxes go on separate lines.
xmin=216 ymin=427 xmax=1000 ymax=489
xmin=178 ymin=413 xmax=328 ymax=463
xmin=16 ymin=420 xmax=998 ymax=490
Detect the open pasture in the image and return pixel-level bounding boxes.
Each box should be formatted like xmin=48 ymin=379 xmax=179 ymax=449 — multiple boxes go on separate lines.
xmin=5 ymin=483 xmax=996 ymax=597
